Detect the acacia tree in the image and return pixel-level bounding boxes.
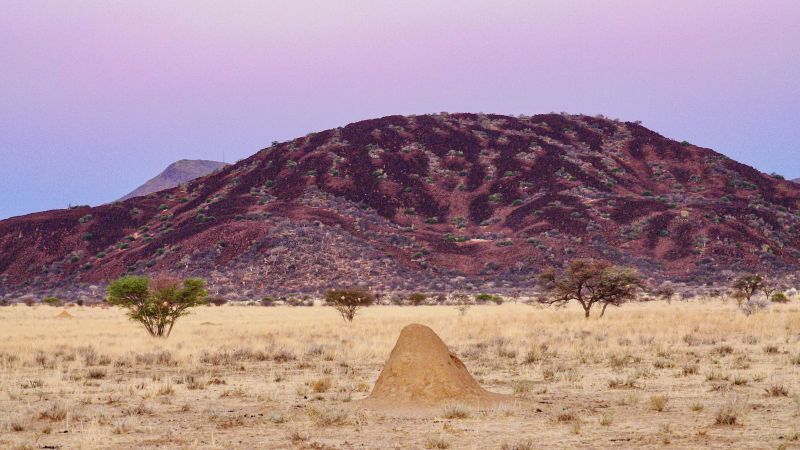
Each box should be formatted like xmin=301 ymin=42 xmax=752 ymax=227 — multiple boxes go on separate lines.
xmin=107 ymin=275 xmax=207 ymax=337
xmin=538 ymin=260 xmax=644 ymax=318
xmin=324 ymin=288 xmax=375 ymax=322
xmin=732 ymin=274 xmax=766 ymax=305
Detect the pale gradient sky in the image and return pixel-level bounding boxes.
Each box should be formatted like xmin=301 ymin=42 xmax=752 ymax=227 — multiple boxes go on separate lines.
xmin=1 ymin=1 xmax=799 ymax=219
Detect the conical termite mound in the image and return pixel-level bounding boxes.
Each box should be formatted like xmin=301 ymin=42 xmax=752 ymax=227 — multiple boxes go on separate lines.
xmin=359 ymin=323 xmax=513 ymax=409
xmin=55 ymin=309 xmax=74 ymax=319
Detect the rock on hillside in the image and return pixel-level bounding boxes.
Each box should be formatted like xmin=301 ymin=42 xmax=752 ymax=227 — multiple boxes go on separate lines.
xmin=2 ymin=113 xmax=800 ymax=300
xmin=120 ymin=159 xmax=227 ymax=200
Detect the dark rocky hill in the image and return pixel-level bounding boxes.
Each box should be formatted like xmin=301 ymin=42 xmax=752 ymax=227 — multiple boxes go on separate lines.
xmin=2 ymin=113 xmax=799 ymax=300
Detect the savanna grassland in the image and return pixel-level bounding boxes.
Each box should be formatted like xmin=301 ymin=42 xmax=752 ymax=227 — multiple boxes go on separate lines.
xmin=1 ymin=301 xmax=799 ymax=449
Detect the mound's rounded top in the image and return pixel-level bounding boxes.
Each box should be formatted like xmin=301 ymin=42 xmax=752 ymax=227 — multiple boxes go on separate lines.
xmin=360 ymin=323 xmax=512 ymax=409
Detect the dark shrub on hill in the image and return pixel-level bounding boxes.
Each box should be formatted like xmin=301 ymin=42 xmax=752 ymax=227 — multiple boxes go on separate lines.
xmin=406 ymin=292 xmax=427 ymax=306
xmin=42 ymin=297 xmax=62 ymax=307
xmin=208 ymin=297 xmax=228 ymax=307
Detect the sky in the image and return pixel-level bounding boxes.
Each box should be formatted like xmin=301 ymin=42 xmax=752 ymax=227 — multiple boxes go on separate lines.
xmin=1 ymin=0 xmax=799 ymax=219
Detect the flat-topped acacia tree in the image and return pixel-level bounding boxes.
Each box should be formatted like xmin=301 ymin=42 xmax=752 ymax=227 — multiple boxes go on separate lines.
xmin=325 ymin=288 xmax=375 ymax=322
xmin=538 ymin=259 xmax=644 ymax=318
xmin=107 ymin=275 xmax=207 ymax=337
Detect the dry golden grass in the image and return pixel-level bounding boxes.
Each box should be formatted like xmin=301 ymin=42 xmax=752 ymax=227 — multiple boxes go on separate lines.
xmin=0 ymin=300 xmax=799 ymax=449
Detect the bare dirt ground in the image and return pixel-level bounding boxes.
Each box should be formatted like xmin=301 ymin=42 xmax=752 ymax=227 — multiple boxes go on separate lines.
xmin=1 ymin=301 xmax=799 ymax=449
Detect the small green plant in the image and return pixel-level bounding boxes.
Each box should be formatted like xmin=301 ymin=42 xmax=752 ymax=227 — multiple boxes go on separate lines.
xmin=406 ymin=292 xmax=427 ymax=306
xmin=474 ymin=293 xmax=500 ymax=304
xmin=42 ymin=297 xmax=62 ymax=307
xmin=771 ymin=292 xmax=789 ymax=303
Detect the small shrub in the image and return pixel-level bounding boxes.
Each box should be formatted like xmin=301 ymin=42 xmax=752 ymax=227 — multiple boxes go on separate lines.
xmin=474 ymin=293 xmax=502 ymax=304
xmin=311 ymin=378 xmax=332 ymax=393
xmin=441 ymin=403 xmax=471 ymax=419
xmin=501 ymin=440 xmax=534 ymax=450
xmin=714 ymin=396 xmax=747 ymax=425
xmin=207 ymin=297 xmax=227 ymax=306
xmin=42 ymin=297 xmax=62 ymax=307
xmin=426 ymin=436 xmax=450 ymax=449
xmin=763 ymin=344 xmax=779 ymax=354
xmin=766 ymin=384 xmax=789 ymax=397
xmin=649 ymin=394 xmax=669 ymax=412
xmin=681 ymin=365 xmax=699 ymax=376
xmin=307 ymin=406 xmax=350 ymax=427
xmin=407 ymin=292 xmax=428 ymax=306
xmin=771 ymin=292 xmax=789 ymax=303
xmin=38 ymin=403 xmax=68 ymax=421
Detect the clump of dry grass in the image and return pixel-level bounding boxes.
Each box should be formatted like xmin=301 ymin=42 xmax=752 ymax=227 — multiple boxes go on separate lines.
xmin=441 ymin=403 xmax=472 ymax=419
xmin=311 ymin=378 xmax=332 ymax=393
xmin=19 ymin=379 xmax=44 ymax=389
xmin=38 ymin=403 xmax=67 ymax=421
xmin=715 ymin=396 xmax=748 ymax=425
xmin=425 ymin=435 xmax=451 ymax=449
xmin=307 ymin=406 xmax=351 ymax=427
xmin=765 ymin=383 xmax=789 ymax=397
xmin=500 ymin=440 xmax=534 ymax=450
xmin=649 ymin=394 xmax=669 ymax=412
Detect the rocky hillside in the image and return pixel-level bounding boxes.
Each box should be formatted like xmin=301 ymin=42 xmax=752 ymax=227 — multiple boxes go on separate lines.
xmin=120 ymin=159 xmax=227 ymax=200
xmin=2 ymin=113 xmax=799 ymax=300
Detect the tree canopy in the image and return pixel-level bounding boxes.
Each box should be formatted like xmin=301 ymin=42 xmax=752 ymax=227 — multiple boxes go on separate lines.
xmin=107 ymin=275 xmax=207 ymax=337
xmin=324 ymin=288 xmax=375 ymax=322
xmin=538 ymin=260 xmax=644 ymax=318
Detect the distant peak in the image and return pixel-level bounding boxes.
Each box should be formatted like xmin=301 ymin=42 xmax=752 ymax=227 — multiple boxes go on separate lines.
xmin=120 ymin=159 xmax=227 ymax=201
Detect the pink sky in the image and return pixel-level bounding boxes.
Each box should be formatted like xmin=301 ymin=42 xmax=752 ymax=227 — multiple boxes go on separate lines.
xmin=1 ymin=1 xmax=799 ymax=218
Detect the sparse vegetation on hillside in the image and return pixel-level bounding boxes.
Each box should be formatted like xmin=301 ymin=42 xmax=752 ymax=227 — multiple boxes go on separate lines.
xmin=4 ymin=113 xmax=800 ymax=299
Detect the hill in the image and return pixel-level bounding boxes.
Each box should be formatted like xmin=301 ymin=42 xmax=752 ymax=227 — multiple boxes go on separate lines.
xmin=120 ymin=159 xmax=227 ymax=200
xmin=2 ymin=113 xmax=799 ymax=300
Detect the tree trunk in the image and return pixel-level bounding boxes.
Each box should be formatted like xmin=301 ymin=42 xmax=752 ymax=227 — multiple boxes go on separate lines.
xmin=583 ymin=306 xmax=591 ymax=318
xmin=600 ymin=302 xmax=609 ymax=318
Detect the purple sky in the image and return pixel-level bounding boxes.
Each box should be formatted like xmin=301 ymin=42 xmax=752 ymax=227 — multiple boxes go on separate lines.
xmin=1 ymin=1 xmax=799 ymax=219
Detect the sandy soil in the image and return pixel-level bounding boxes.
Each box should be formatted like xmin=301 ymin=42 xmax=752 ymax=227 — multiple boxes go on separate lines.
xmin=0 ymin=301 xmax=799 ymax=449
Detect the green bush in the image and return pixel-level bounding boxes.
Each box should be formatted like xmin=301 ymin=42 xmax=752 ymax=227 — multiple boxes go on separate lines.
xmin=475 ymin=293 xmax=503 ymax=304
xmin=42 ymin=297 xmax=62 ymax=307
xmin=771 ymin=292 xmax=789 ymax=303
xmin=407 ymin=292 xmax=427 ymax=306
